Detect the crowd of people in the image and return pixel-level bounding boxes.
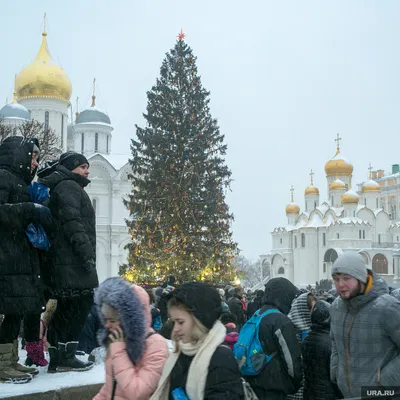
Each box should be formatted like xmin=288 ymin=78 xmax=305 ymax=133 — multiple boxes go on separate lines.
xmin=1 ymin=136 xmax=400 ymax=399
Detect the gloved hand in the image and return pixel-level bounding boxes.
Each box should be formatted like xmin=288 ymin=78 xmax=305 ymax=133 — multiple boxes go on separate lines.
xmin=33 ymin=204 xmax=53 ymax=227
xmin=82 ymin=258 xmax=95 ymax=273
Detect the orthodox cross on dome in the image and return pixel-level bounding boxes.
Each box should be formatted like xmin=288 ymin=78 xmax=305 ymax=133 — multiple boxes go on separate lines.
xmin=75 ymin=96 xmax=79 ymax=121
xmin=43 ymin=13 xmax=47 ymax=36
xmin=91 ymin=78 xmax=96 ymax=107
xmin=335 ymin=133 xmax=342 ymax=155
xmin=309 ymin=169 xmax=314 ymax=186
xmin=12 ymin=73 xmax=17 ymax=103
xmin=177 ymin=29 xmax=186 ymax=41
xmin=368 ymin=163 xmax=373 ymax=179
xmin=290 ymin=185 xmax=295 ymax=202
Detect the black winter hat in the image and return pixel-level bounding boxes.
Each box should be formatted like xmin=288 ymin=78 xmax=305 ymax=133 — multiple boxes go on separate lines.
xmin=59 ymin=151 xmax=89 ymax=171
xmin=168 ymin=282 xmax=221 ymax=330
xmin=263 ymin=278 xmax=300 ymax=315
xmin=311 ymin=300 xmax=331 ymax=327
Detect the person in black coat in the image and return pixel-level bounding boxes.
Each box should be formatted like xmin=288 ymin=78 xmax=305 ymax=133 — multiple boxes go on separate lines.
xmin=0 ymin=137 xmax=55 ymax=382
xmin=247 ymin=289 xmax=264 ymax=319
xmin=39 ymin=151 xmax=98 ymax=373
xmin=227 ymin=286 xmax=245 ymax=331
xmin=246 ymin=278 xmax=303 ymax=400
xmin=302 ymin=300 xmax=343 ymax=400
xmin=151 ymin=282 xmax=244 ymax=399
xmin=77 ymin=304 xmax=101 ymax=355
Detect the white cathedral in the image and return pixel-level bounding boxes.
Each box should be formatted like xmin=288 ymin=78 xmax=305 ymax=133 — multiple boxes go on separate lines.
xmin=257 ymin=135 xmax=400 ymax=289
xmin=0 ymin=28 xmax=131 ymax=283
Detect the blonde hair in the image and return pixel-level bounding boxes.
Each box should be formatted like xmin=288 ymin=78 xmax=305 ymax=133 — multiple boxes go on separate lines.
xmin=167 ymin=297 xmax=209 ymax=352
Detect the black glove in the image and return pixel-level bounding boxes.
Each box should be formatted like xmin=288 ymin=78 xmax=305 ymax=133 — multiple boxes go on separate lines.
xmin=33 ymin=204 xmax=54 ymax=231
xmin=82 ymin=259 xmax=95 ymax=273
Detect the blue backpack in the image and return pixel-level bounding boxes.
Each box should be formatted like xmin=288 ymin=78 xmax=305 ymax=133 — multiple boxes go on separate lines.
xmin=233 ymin=308 xmax=280 ymax=376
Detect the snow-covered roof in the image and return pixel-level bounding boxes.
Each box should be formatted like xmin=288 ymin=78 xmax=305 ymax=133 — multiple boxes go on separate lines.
xmin=0 ymin=102 xmax=30 ymax=120
xmin=332 ymin=217 xmax=370 ymax=226
xmin=76 ymin=107 xmax=111 ymax=125
xmin=87 ymin=153 xmax=130 ymax=171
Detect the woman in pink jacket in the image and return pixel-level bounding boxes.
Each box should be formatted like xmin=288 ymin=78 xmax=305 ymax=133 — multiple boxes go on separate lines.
xmin=93 ymin=277 xmax=169 ymax=400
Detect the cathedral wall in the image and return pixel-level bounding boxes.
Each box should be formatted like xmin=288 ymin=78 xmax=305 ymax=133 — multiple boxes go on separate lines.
xmin=19 ymin=98 xmax=68 ymax=150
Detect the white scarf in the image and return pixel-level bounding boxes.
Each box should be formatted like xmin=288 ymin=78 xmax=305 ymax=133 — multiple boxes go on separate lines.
xmin=151 ymin=320 xmax=226 ymax=400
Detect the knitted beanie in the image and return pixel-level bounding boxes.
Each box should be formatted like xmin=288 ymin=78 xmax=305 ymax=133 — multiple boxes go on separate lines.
xmin=311 ymin=300 xmax=331 ymax=327
xmin=59 ymin=151 xmax=89 ymax=171
xmin=168 ymin=282 xmax=221 ymax=329
xmin=331 ymin=252 xmax=368 ymax=284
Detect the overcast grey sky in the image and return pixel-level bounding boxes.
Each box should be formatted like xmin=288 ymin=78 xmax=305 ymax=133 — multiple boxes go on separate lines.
xmin=1 ymin=1 xmax=399 ymax=261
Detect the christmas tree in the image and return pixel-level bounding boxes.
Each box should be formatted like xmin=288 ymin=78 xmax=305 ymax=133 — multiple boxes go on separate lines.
xmin=121 ymin=30 xmax=238 ymax=285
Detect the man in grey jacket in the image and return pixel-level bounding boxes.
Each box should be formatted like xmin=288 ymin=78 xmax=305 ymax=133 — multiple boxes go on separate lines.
xmin=330 ymin=252 xmax=400 ymax=398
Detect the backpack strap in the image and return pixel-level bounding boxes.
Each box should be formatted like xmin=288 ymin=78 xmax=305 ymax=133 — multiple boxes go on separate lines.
xmin=254 ymin=309 xmax=280 ymax=329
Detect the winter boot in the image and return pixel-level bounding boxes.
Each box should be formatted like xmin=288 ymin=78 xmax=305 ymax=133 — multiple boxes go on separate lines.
xmin=25 ymin=341 xmax=48 ymax=367
xmin=11 ymin=340 xmax=38 ymax=376
xmin=0 ymin=343 xmax=32 ymax=384
xmin=47 ymin=346 xmax=59 ymax=374
xmin=56 ymin=342 xmax=93 ymax=372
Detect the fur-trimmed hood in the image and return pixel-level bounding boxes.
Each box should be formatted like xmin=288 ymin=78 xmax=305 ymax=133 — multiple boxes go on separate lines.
xmin=96 ymin=277 xmax=148 ymax=365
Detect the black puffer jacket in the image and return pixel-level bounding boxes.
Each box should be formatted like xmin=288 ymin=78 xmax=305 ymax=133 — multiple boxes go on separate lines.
xmin=247 ymin=278 xmax=303 ymax=400
xmin=227 ymin=294 xmax=245 ymax=328
xmin=0 ymin=137 xmax=45 ymax=314
xmin=169 ymin=345 xmax=244 ymax=400
xmin=39 ymin=165 xmax=98 ymax=291
xmin=302 ymin=300 xmax=343 ymax=400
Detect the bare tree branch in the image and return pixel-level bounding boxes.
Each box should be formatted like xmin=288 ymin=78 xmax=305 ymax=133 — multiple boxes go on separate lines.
xmin=0 ymin=119 xmax=62 ymax=163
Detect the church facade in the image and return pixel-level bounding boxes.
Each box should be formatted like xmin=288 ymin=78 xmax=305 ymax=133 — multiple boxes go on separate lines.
xmin=257 ymin=135 xmax=400 ymax=289
xmin=0 ymin=28 xmax=131 ymax=283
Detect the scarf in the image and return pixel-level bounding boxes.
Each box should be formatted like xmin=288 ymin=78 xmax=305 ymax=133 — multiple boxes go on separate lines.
xmin=151 ymin=320 xmax=226 ymax=400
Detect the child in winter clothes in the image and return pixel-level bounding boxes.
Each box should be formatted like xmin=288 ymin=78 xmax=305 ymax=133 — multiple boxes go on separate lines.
xmin=151 ymin=282 xmax=243 ymax=400
xmin=220 ymin=312 xmax=239 ymax=350
xmin=93 ymin=278 xmax=169 ymax=400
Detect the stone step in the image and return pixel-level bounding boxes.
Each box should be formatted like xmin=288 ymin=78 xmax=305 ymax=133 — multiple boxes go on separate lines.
xmin=0 ymin=383 xmax=103 ymax=400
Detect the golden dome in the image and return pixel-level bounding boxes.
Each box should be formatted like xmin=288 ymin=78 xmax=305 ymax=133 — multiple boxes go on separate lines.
xmin=325 ymin=152 xmax=353 ymax=177
xmin=305 ymin=169 xmax=319 ymax=196
xmin=342 ymin=190 xmax=360 ymax=204
xmin=15 ymin=32 xmax=72 ymax=103
xmin=305 ymin=186 xmax=319 ymax=196
xmin=286 ymin=202 xmax=300 ymax=214
xmin=329 ymin=179 xmax=346 ymax=191
xmin=362 ymin=179 xmax=380 ymax=193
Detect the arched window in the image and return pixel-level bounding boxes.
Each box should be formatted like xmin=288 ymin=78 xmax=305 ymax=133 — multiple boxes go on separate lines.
xmin=278 ymin=267 xmax=285 ymax=274
xmin=95 ymin=132 xmax=99 ymax=152
xmin=81 ymin=132 xmax=85 ymax=153
xmin=372 ymin=253 xmax=388 ymax=274
xmin=92 ymin=198 xmax=97 ymax=213
xmin=106 ymin=136 xmax=109 ymax=154
xmin=294 ymin=236 xmax=297 ymax=248
xmin=44 ymin=111 xmax=49 ymax=131
xmin=301 ymin=233 xmax=306 ymax=248
xmin=61 ymin=114 xmax=64 ymax=148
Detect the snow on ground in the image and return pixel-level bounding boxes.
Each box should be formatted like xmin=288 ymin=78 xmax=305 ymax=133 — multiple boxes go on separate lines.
xmin=0 ymin=340 xmax=174 ymax=398
xmin=0 ymin=346 xmax=104 ymax=398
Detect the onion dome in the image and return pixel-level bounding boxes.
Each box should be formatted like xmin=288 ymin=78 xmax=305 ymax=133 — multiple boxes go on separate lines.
xmin=305 ymin=169 xmax=319 ymax=196
xmin=286 ymin=186 xmax=300 ymax=214
xmin=342 ymin=190 xmax=360 ymax=204
xmin=325 ymin=135 xmax=353 ymax=177
xmin=286 ymin=202 xmax=300 ymax=214
xmin=76 ymin=80 xmax=111 ymax=125
xmin=15 ymin=30 xmax=72 ymax=102
xmin=0 ymin=97 xmax=30 ymax=121
xmin=362 ymin=179 xmax=380 ymax=193
xmin=329 ymin=179 xmax=346 ymax=191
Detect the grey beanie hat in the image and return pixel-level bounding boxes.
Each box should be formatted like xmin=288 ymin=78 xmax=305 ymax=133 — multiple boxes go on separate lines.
xmin=331 ymin=252 xmax=368 ymax=284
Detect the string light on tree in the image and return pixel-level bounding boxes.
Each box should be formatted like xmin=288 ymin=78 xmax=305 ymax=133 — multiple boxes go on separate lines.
xmin=120 ymin=30 xmax=238 ymax=284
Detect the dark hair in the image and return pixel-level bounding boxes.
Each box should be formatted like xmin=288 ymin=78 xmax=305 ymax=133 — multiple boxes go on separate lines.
xmin=235 ymin=286 xmax=243 ymax=294
xmin=220 ymin=312 xmax=237 ymax=325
